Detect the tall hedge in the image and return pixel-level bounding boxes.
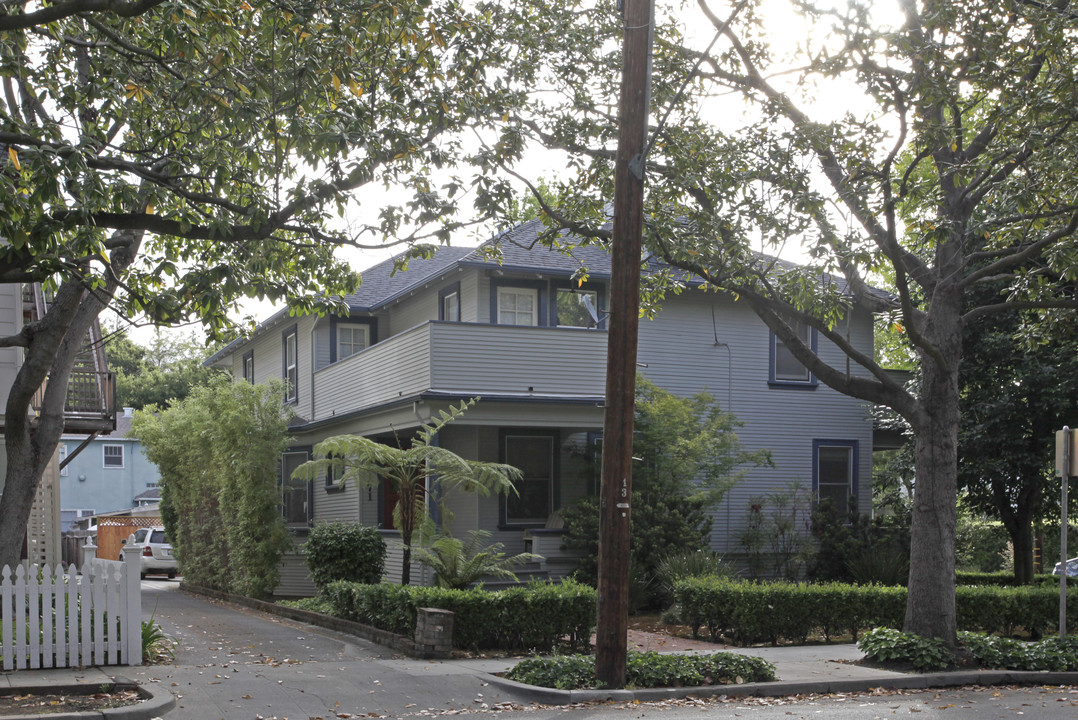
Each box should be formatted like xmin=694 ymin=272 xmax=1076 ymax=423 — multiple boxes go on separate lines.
xmin=132 ymin=380 xmax=291 ymax=598
xmin=305 ymin=522 xmax=386 ymax=589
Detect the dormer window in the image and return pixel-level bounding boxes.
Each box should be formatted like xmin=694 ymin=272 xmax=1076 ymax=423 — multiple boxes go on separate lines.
xmin=338 ymin=325 xmax=368 ymax=360
xmin=440 ymin=283 xmax=461 ymax=322
xmin=497 ymin=287 xmax=538 ymax=326
xmin=555 ymin=287 xmax=602 ymax=329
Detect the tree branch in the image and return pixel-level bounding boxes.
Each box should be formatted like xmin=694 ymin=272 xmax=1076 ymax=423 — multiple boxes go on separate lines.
xmin=0 ymin=0 xmax=167 ymax=32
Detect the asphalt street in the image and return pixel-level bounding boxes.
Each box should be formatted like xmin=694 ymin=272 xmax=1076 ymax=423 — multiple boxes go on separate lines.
xmin=131 ymin=579 xmax=529 ymax=719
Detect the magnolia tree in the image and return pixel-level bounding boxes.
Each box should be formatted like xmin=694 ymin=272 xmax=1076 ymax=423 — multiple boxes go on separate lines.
xmin=486 ymin=0 xmax=1078 ymax=646
xmin=0 ymin=0 xmax=527 ymax=569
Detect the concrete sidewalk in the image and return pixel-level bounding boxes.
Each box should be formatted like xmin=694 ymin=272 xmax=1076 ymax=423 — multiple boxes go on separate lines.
xmin=2 ymin=582 xmax=1076 ymax=719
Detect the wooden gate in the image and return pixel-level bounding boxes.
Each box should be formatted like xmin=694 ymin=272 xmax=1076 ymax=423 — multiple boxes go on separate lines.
xmin=96 ymin=516 xmax=161 ymax=562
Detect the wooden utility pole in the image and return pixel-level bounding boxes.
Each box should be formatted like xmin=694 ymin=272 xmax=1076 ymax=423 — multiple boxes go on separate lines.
xmin=596 ymin=0 xmax=654 ymax=689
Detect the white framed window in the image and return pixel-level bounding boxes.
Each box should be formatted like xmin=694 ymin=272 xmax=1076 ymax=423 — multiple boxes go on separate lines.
xmin=103 ymin=444 xmax=124 ymax=468
xmin=283 ymin=327 xmax=298 ymax=402
xmin=442 ymin=291 xmax=460 ymax=322
xmin=337 ymin=324 xmax=369 ymax=360
xmin=497 ymin=287 xmax=538 ymax=326
xmin=59 ymin=444 xmax=68 ymax=476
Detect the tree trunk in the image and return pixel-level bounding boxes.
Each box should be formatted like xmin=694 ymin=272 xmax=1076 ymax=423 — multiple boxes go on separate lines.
xmin=1010 ymin=517 xmax=1035 ymax=584
xmin=401 ymin=544 xmax=412 ymax=585
xmin=904 ymin=273 xmax=963 ymax=646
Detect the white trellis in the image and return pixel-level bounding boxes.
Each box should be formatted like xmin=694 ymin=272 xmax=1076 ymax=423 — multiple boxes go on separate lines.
xmin=0 ymin=542 xmax=142 ymax=670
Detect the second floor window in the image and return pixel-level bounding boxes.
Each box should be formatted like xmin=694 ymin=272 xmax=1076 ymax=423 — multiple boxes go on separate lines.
xmin=337 ymin=325 xmax=369 ymax=360
xmin=242 ymin=351 xmax=254 ymax=384
xmin=103 ymin=444 xmax=124 ymax=468
xmin=497 ymin=287 xmax=538 ymax=326
xmin=771 ymin=320 xmax=816 ymax=386
xmin=59 ymin=443 xmax=68 ymax=476
xmin=555 ymin=288 xmax=601 ymax=328
xmin=283 ymin=327 xmax=298 ymax=402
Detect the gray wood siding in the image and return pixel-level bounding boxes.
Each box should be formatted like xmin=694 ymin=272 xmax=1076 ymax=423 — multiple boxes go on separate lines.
xmin=637 ymin=292 xmax=875 ymax=555
xmin=385 ymin=288 xmax=437 ymax=337
xmin=311 ymin=323 xmax=432 ymax=421
xmin=313 ymin=478 xmax=361 ymax=523
xmin=313 ymin=318 xmax=332 ymax=371
xmin=459 ymin=272 xmax=481 ymax=323
xmin=274 ymin=537 xmax=317 ymax=598
xmin=430 ymin=323 xmax=607 ymax=396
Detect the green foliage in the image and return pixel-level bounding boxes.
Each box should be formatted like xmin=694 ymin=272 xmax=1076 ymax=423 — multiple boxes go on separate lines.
xmin=958 ymin=278 xmax=1078 ymax=581
xmin=675 ymin=577 xmax=1078 ymax=647
xmin=294 ymin=399 xmax=521 ymax=585
xmin=562 ymin=379 xmax=768 ymax=606
xmin=277 ymin=596 xmax=334 ymax=614
xmin=958 ymin=632 xmax=1078 ymax=672
xmin=654 ymin=549 xmax=733 ymax=611
xmin=141 ymin=618 xmax=175 ymax=664
xmin=413 ymin=530 xmax=541 ymax=589
xmin=858 ymin=628 xmax=953 ymax=672
xmin=954 ymin=510 xmax=1010 ymax=573
xmin=808 ymin=500 xmax=910 ymax=584
xmin=739 ymin=483 xmax=816 ymax=580
xmin=106 ymin=328 xmax=226 ymax=410
xmin=506 ymin=650 xmax=775 ymax=690
xmin=304 ymin=523 xmax=387 ymax=590
xmin=956 ymin=572 xmax=1076 ymax=588
xmin=322 ymin=579 xmax=596 ymax=652
xmin=132 ymin=381 xmax=291 ymax=598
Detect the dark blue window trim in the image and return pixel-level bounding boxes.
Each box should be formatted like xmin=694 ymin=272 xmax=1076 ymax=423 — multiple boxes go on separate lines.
xmin=438 ymin=282 xmax=462 ymax=322
xmin=490 ymin=279 xmax=547 ymax=326
xmin=812 ymin=439 xmax=859 ymax=509
xmin=329 ymin=315 xmax=378 ymax=364
xmin=242 ymin=350 xmax=254 ymax=384
xmin=550 ymin=279 xmax=607 ymax=329
xmin=768 ymin=324 xmax=818 ymax=389
xmin=498 ymin=428 xmax=560 ymax=529
xmin=281 ymin=445 xmax=313 ymax=529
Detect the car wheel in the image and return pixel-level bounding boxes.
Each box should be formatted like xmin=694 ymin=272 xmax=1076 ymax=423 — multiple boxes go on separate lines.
xmin=140 ymin=572 xmax=147 ymax=580
xmin=167 ymin=571 xmax=176 ymax=579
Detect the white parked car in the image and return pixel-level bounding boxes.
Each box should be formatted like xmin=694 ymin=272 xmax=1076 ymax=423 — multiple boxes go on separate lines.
xmin=121 ymin=527 xmax=178 ymax=579
xmin=1052 ymin=556 xmax=1078 ymax=578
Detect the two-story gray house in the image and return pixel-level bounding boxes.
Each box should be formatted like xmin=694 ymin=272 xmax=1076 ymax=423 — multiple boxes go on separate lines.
xmin=207 ymin=221 xmax=877 ymax=595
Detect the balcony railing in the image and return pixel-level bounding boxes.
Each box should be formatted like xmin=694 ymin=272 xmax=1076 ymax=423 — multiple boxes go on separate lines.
xmin=30 ymin=370 xmax=116 ymax=433
xmin=311 ymin=321 xmax=608 ymax=422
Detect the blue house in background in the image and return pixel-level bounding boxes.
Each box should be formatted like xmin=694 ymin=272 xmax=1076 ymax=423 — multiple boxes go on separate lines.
xmin=58 ymin=407 xmax=160 ymax=530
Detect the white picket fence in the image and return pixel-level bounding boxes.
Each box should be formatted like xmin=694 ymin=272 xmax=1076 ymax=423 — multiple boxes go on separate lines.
xmin=0 ymin=543 xmax=142 ymax=670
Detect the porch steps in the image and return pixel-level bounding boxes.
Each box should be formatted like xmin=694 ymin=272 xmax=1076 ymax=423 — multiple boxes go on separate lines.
xmin=476 ymin=561 xmax=550 ymax=590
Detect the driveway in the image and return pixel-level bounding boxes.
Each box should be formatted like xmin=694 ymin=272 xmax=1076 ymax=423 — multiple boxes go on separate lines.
xmin=130 ymin=580 xmax=525 ymax=718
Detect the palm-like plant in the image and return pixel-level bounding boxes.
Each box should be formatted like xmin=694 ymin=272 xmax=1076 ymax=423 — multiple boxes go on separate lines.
xmin=293 ymin=399 xmax=522 ymax=584
xmin=414 ymin=530 xmax=543 ymax=589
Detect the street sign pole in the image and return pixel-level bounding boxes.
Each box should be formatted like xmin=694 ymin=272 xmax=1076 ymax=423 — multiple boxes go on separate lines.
xmin=1055 ymin=427 xmax=1072 ymax=640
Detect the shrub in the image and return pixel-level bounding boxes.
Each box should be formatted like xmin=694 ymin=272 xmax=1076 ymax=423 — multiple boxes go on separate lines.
xmin=305 ymin=522 xmax=386 ymax=589
xmin=956 ymin=571 xmax=1076 ymax=587
xmin=959 ymin=632 xmax=1078 ymax=671
xmin=673 ymin=577 xmax=1076 ymax=646
xmin=654 ymin=550 xmax=732 ymax=615
xmin=322 ymin=579 xmax=596 ymax=652
xmin=506 ymin=651 xmax=775 ymax=689
xmin=412 ymin=530 xmax=540 ymax=589
xmin=857 ymin=627 xmax=952 ymax=671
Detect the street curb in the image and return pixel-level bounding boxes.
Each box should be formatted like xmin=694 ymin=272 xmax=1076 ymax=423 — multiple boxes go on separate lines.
xmin=0 ymin=678 xmax=176 ymax=720
xmin=482 ymin=669 xmax=1078 ymax=705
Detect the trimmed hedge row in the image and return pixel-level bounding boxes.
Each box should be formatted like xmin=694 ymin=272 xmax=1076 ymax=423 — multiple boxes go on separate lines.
xmin=675 ymin=577 xmax=1078 ymax=646
xmin=956 ymin=571 xmax=1076 ymax=587
xmin=322 ymin=579 xmax=596 ymax=652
